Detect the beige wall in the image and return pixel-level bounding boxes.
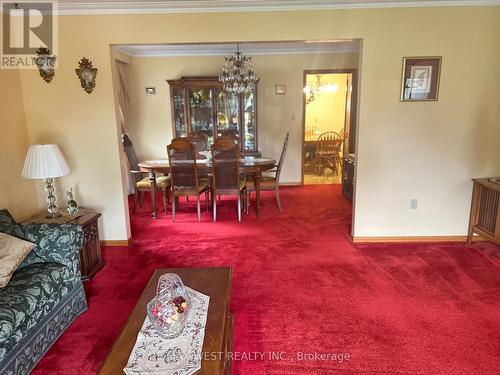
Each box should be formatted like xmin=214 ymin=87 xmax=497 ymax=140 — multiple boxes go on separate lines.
xmin=126 ymin=53 xmax=358 ymax=183
xmin=13 ymin=6 xmax=500 ymax=240
xmin=19 ymin=46 xmax=129 ymax=241
xmin=0 ymin=70 xmax=39 ymax=221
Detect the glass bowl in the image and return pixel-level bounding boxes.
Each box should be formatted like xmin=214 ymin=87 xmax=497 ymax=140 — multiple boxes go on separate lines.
xmin=146 ymin=273 xmax=190 ymax=339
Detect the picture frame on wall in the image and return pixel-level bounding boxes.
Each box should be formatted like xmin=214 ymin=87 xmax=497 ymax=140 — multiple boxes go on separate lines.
xmin=400 ymin=56 xmax=442 ymax=101
xmin=275 ymin=84 xmax=286 ymax=95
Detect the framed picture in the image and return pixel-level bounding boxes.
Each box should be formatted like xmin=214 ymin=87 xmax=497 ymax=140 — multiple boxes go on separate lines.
xmin=275 ymin=84 xmax=286 ymax=95
xmin=400 ymin=57 xmax=441 ymax=101
xmin=145 ymin=87 xmax=156 ymax=96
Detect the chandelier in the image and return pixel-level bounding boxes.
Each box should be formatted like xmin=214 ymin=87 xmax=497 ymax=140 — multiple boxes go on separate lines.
xmin=303 ymin=75 xmax=338 ymax=104
xmin=218 ymin=44 xmax=259 ymax=94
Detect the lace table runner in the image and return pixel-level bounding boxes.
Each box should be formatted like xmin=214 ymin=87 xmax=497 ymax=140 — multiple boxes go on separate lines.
xmin=124 ymin=287 xmax=210 ymax=375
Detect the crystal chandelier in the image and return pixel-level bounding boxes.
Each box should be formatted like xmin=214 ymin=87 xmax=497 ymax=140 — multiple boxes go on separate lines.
xmin=303 ymin=75 xmax=338 ymax=104
xmin=218 ymin=44 xmax=259 ymax=94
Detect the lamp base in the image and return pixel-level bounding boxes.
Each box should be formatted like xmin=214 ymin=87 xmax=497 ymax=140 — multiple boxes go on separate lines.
xmin=44 ymin=177 xmax=61 ymax=219
xmin=45 ymin=212 xmax=63 ymax=219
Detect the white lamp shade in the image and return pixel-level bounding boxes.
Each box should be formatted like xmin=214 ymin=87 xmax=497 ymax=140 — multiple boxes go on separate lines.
xmin=22 ymin=144 xmax=71 ymax=179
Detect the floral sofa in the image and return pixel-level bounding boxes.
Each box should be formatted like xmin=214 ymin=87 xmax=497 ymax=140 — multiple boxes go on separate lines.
xmin=0 ymin=209 xmax=88 ymax=375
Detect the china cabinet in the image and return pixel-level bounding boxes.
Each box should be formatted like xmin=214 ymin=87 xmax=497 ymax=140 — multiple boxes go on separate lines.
xmin=167 ymin=76 xmax=259 ymax=155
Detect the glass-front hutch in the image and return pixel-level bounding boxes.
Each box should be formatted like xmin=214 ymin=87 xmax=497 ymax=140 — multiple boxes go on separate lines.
xmin=167 ymin=76 xmax=259 ymax=155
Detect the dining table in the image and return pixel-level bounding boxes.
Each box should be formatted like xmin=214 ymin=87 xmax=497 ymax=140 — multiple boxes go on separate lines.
xmin=138 ymin=156 xmax=276 ymax=218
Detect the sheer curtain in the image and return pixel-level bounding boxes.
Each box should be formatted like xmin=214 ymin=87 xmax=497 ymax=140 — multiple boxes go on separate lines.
xmin=116 ymin=61 xmax=135 ymax=194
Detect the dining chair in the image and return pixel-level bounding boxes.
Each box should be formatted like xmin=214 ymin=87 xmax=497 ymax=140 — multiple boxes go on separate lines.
xmin=217 ymin=129 xmax=240 ymax=143
xmin=211 ymin=137 xmax=246 ymax=222
xmin=315 ymin=131 xmax=342 ymax=175
xmin=122 ymin=134 xmax=170 ymax=214
xmin=246 ymin=132 xmax=289 ymax=213
xmin=167 ymin=137 xmax=210 ymax=222
xmin=338 ymin=128 xmax=346 ymax=140
xmin=188 ymin=132 xmax=209 ymax=159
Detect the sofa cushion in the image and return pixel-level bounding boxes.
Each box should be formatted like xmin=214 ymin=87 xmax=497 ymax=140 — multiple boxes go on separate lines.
xmin=0 ymin=233 xmax=36 ymax=288
xmin=0 ymin=210 xmax=15 ymax=225
xmin=0 ymin=210 xmax=23 ymax=239
xmin=0 ymin=262 xmax=73 ymax=361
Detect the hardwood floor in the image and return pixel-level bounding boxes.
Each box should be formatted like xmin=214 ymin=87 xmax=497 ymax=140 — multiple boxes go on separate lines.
xmin=304 ymin=168 xmax=341 ymax=184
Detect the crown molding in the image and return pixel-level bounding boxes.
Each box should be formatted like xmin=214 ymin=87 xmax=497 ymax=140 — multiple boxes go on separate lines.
xmin=114 ymin=43 xmax=360 ymax=57
xmin=57 ymin=0 xmax=500 ymax=15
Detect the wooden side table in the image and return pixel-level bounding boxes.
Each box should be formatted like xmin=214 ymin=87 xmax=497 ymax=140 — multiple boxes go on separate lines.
xmin=23 ymin=209 xmax=105 ymax=281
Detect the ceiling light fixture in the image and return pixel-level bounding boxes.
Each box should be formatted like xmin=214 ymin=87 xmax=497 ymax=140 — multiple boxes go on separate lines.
xmin=303 ymin=75 xmax=338 ymax=104
xmin=218 ymin=44 xmax=259 ymax=94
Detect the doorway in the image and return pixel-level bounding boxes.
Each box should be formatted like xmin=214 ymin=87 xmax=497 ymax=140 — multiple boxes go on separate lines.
xmin=302 ymin=69 xmax=356 ymax=185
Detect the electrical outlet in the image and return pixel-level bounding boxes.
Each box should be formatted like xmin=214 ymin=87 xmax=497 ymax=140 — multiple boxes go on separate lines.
xmin=410 ymin=199 xmax=418 ymax=210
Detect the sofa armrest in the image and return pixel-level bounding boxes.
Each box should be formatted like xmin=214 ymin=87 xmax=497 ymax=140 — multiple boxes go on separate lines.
xmin=18 ymin=223 xmax=84 ymax=280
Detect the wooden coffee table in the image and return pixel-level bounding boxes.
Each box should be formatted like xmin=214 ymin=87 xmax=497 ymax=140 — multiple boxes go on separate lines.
xmin=98 ymin=267 xmax=233 ymax=374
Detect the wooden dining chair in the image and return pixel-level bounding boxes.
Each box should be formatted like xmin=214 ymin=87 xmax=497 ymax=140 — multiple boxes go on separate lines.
xmin=246 ymin=132 xmax=289 ymax=213
xmin=167 ymin=137 xmax=210 ymax=222
xmin=188 ymin=131 xmax=209 ymax=159
xmin=338 ymin=128 xmax=346 ymax=140
xmin=211 ymin=137 xmax=246 ymax=222
xmin=122 ymin=134 xmax=170 ymax=214
xmin=217 ymin=129 xmax=240 ymax=143
xmin=315 ymin=131 xmax=342 ymax=175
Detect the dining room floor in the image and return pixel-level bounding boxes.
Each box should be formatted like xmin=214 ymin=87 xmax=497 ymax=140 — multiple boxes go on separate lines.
xmin=303 ymin=171 xmax=341 ymax=184
xmin=33 ymin=185 xmax=500 ymax=375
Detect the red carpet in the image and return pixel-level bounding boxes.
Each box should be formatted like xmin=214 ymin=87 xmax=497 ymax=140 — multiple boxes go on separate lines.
xmin=33 ymin=185 xmax=500 ymax=374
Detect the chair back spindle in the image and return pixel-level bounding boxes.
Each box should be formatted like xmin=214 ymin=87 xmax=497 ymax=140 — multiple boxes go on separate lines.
xmin=317 ymin=131 xmax=342 ymax=158
xmin=315 ymin=131 xmax=343 ymax=175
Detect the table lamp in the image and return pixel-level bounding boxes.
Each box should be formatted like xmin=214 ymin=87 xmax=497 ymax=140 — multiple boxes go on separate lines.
xmin=22 ymin=144 xmax=71 ymax=218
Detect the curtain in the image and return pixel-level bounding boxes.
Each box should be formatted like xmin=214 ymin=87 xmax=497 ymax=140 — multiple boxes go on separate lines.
xmin=116 ymin=61 xmax=135 ymax=194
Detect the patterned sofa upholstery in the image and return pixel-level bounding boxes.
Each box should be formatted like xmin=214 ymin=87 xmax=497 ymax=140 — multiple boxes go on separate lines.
xmin=0 ymin=209 xmax=88 ymax=375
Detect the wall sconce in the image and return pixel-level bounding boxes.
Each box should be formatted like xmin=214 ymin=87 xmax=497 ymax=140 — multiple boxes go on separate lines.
xmin=75 ymin=57 xmax=97 ymax=94
xmin=35 ymin=47 xmax=56 ymax=83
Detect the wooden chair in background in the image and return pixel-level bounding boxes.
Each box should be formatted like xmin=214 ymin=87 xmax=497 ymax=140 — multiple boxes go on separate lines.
xmin=188 ymin=132 xmax=209 ymax=158
xmin=122 ymin=134 xmax=170 ymax=214
xmin=217 ymin=129 xmax=240 ymax=142
xmin=315 ymin=131 xmax=343 ymax=175
xmin=167 ymin=138 xmax=210 ymax=222
xmin=338 ymin=128 xmax=345 ymax=141
xmin=211 ymin=137 xmax=246 ymax=222
xmin=246 ymin=132 xmax=289 ymax=213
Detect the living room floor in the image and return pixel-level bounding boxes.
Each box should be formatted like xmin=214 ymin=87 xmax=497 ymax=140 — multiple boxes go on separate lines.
xmin=33 ymin=185 xmax=500 ymax=374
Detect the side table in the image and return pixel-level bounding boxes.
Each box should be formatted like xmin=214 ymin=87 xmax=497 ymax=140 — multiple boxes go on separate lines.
xmin=23 ymin=209 xmax=105 ymax=281
xmin=467 ymin=178 xmax=500 ymax=245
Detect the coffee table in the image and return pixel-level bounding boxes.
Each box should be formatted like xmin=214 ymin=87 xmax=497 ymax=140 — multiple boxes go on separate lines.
xmin=98 ymin=267 xmax=233 ymax=375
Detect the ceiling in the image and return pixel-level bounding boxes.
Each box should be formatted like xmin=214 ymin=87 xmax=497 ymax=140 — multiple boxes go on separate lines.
xmin=114 ymin=40 xmax=361 ymax=57
xmin=55 ymin=0 xmax=497 ymax=14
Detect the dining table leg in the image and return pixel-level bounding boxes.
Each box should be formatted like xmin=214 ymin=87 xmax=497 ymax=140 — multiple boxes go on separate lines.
xmin=255 ymin=171 xmax=261 ymax=217
xmin=149 ymin=171 xmax=157 ymax=219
